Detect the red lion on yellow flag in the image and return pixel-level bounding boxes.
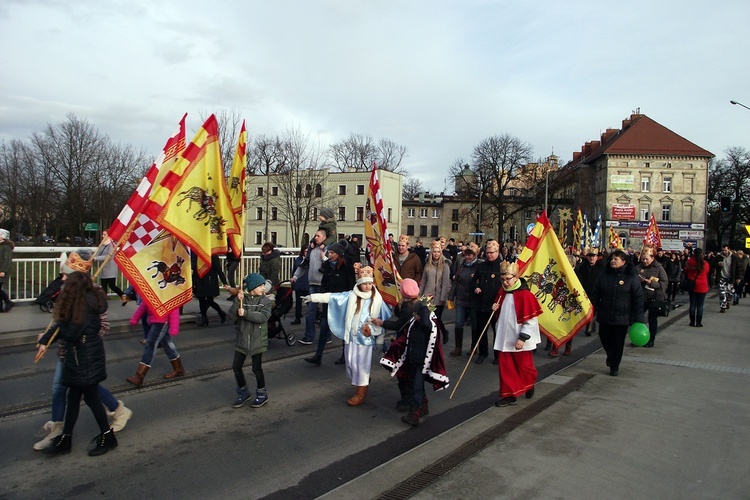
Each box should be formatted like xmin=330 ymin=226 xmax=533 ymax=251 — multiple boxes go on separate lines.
xmin=516 ymin=211 xmax=594 ymax=347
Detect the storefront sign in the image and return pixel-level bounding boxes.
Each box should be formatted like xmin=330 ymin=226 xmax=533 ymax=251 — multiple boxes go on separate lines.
xmin=610 ymin=175 xmax=634 ymax=190
xmin=611 ymin=204 xmax=636 ymax=220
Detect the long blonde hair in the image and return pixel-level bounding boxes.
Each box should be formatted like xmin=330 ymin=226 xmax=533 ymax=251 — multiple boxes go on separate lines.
xmin=424 ymin=242 xmax=446 ymax=273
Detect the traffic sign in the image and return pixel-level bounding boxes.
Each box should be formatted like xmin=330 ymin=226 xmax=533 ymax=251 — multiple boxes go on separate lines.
xmin=84 ymin=223 xmax=99 ymax=231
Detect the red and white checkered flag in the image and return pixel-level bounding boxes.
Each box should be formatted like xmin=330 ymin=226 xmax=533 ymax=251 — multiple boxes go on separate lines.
xmin=643 ymin=213 xmax=662 ymax=248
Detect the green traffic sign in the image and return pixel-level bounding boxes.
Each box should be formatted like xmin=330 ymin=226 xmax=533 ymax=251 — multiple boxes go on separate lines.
xmin=84 ymin=223 xmax=99 ymax=231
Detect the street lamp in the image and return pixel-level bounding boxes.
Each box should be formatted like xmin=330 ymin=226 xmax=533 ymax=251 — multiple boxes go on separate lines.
xmin=730 ymin=100 xmax=750 ymax=111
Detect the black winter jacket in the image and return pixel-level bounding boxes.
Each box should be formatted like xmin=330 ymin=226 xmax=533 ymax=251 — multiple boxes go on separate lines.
xmin=590 ymin=261 xmax=644 ymax=326
xmin=320 ymin=259 xmax=355 ymax=293
xmin=472 ymin=258 xmax=503 ymax=312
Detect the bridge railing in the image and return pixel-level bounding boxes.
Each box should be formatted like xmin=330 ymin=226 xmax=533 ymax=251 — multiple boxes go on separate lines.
xmin=5 ymin=247 xmax=298 ymax=303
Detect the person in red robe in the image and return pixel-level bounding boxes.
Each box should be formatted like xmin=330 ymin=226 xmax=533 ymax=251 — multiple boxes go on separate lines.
xmin=491 ymin=261 xmax=543 ymax=407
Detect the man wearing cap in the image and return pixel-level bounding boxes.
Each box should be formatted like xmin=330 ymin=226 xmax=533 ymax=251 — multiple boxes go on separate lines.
xmin=0 ymin=228 xmax=15 ymax=312
xmin=576 ymin=248 xmax=603 ymax=336
xmin=491 ymin=261 xmax=543 ymax=407
xmin=291 ymin=229 xmax=328 ymax=345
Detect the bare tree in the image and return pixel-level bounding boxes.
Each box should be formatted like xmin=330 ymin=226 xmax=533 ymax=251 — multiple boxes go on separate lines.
xmin=328 ymin=133 xmax=407 ymax=173
xmin=450 ymin=134 xmax=534 ymax=241
xmin=707 ymin=147 xmax=750 ymax=247
xmin=200 ymin=108 xmax=244 ymax=176
xmin=402 ymin=175 xmax=424 ymax=201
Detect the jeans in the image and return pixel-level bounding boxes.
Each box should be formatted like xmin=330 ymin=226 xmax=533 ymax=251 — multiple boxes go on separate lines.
xmin=410 ymin=365 xmax=426 ymax=407
xmin=454 ymin=304 xmax=476 ymax=331
xmin=140 ymin=322 xmax=179 ymax=365
xmin=688 ymin=291 xmax=706 ymax=323
xmin=52 ymin=359 xmax=118 ymax=422
xmin=304 ymin=285 xmax=322 ymax=341
xmin=315 ymin=304 xmax=332 ymax=356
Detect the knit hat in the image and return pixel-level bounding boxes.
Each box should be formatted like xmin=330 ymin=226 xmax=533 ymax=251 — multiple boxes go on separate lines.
xmin=0 ymin=229 xmax=9 ymax=240
xmin=356 ymin=265 xmax=374 ymax=285
xmin=400 ymin=278 xmax=419 ymax=299
xmin=320 ymin=207 xmax=335 ymax=220
xmin=328 ymin=239 xmax=348 ymax=257
xmin=60 ymin=248 xmax=94 ymax=274
xmin=243 ymin=273 xmax=266 ymax=292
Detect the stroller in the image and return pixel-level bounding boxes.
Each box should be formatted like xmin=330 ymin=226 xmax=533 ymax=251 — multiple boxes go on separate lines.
xmin=35 ymin=274 xmax=64 ymax=313
xmin=267 ymin=281 xmax=296 ymax=346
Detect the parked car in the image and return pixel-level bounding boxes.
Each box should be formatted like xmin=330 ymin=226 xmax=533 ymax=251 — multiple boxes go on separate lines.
xmin=40 ymin=235 xmax=55 ymax=245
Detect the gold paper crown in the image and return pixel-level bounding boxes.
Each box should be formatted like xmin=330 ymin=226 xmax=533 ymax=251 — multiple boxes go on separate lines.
xmin=500 ymin=261 xmax=519 ymax=276
xmin=357 ymin=266 xmax=374 ymax=280
xmin=65 ymin=252 xmax=93 ymax=273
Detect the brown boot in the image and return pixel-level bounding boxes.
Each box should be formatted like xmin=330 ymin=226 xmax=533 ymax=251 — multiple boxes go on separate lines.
xmin=164 ymin=357 xmax=185 ymax=379
xmin=346 ymin=386 xmax=368 ymax=406
xmin=449 ymin=347 xmax=462 ymax=357
xmin=401 ymin=406 xmax=421 ymax=426
xmin=126 ymin=363 xmax=150 ymax=387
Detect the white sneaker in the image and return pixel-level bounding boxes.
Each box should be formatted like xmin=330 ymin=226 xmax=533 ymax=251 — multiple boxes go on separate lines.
xmin=33 ymin=421 xmax=63 ymax=450
xmin=110 ymin=400 xmax=133 ymax=433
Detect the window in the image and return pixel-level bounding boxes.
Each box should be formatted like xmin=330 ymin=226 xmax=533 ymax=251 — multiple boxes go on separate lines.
xmin=257 ymin=186 xmax=264 ymax=197
xmin=305 ymin=184 xmax=312 ymax=197
xmin=297 ymin=207 xmax=303 ymax=219
xmin=685 ymin=177 xmax=694 ymax=194
xmin=256 ymin=207 xmax=263 ymax=220
xmin=255 ymin=231 xmax=262 ymax=245
xmin=387 ymin=208 xmax=392 ymax=223
xmin=356 ymin=184 xmax=365 ymax=195
xmin=419 ymin=208 xmax=428 ymax=218
xmin=296 ymin=184 xmax=302 ymax=198
xmin=407 ymin=208 xmax=415 ymax=218
xmin=356 ymin=207 xmax=364 ymax=222
xmin=510 ymin=226 xmax=517 ymax=241
xmin=310 ymin=207 xmax=318 ymax=221
xmin=451 ymin=223 xmax=459 ymax=231
xmin=508 ymin=188 xmax=516 ymax=197
xmin=271 ymin=186 xmax=278 ymax=196
xmin=666 ymin=162 xmax=672 ymax=168
xmin=271 ymin=207 xmax=278 ymax=220
xmin=431 ymin=208 xmax=440 ymax=218
xmin=338 ymin=207 xmax=346 ymax=221
xmin=419 ymin=225 xmax=428 ymax=237
xmin=452 ymin=209 xmax=459 ymax=222
xmin=315 ymin=184 xmax=322 ymax=197
xmin=407 ymin=225 xmax=414 ymax=236
xmin=645 ymin=162 xmax=651 ymax=168
xmin=338 ymin=185 xmax=347 ymax=195
xmin=270 ymin=232 xmax=277 ymax=245
xmin=661 ymin=204 xmax=671 ymax=222
xmin=525 ymin=210 xmax=533 ymax=219
xmin=640 ymin=207 xmax=649 ymax=221
xmin=430 ymin=225 xmax=439 ymax=237
xmin=663 ymin=177 xmax=672 ymax=193
xmin=683 ymin=204 xmax=693 ymax=221
xmin=641 ymin=177 xmax=650 ymax=192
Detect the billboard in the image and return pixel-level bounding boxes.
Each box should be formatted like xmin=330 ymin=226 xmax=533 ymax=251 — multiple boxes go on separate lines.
xmin=610 ymin=175 xmax=634 ymax=190
xmin=611 ymin=204 xmax=636 ymax=220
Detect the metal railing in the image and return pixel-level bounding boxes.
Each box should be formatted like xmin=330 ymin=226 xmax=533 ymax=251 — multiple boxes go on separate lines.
xmin=5 ymin=247 xmax=297 ymax=302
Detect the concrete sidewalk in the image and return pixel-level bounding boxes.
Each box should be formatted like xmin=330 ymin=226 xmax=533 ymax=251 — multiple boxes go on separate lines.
xmin=323 ymin=295 xmax=750 ymax=499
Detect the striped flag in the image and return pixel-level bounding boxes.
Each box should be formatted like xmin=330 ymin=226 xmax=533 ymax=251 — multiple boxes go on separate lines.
xmin=517 ymin=211 xmax=594 ymax=347
xmin=145 ymin=114 xmax=240 ymax=276
xmin=107 ymin=114 xmax=186 ymax=242
xmin=228 ymin=120 xmax=247 ymax=259
xmin=591 ymin=213 xmax=602 ymax=249
xmin=572 ymin=209 xmax=583 ymax=252
xmin=644 ymin=213 xmax=662 ymax=248
xmin=609 ymin=226 xmax=623 ymax=249
xmin=364 ymin=163 xmax=400 ymax=306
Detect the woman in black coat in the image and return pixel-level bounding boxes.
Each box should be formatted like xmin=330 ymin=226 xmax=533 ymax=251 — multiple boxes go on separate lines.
xmin=590 ymin=249 xmax=644 ymax=376
xmin=192 ymin=253 xmax=228 ymax=326
xmin=36 ymin=271 xmax=116 ymax=456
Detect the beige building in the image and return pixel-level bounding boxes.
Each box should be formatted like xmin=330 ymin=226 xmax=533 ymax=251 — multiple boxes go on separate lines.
xmin=244 ymin=169 xmax=403 ymax=248
xmin=551 ymin=113 xmax=713 ymax=251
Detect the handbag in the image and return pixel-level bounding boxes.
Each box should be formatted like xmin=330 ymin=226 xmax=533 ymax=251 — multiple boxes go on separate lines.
xmin=679 ymin=272 xmax=696 ymax=292
xmin=649 ymin=299 xmax=669 ymax=317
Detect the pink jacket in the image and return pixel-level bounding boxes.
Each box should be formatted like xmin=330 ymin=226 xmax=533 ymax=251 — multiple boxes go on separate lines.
xmin=129 ymin=302 xmax=180 ymax=336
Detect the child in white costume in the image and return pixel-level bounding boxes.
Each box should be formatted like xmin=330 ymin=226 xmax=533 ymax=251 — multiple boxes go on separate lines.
xmin=307 ymin=265 xmax=392 ymax=406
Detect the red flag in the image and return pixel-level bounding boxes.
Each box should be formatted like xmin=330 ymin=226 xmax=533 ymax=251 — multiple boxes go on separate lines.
xmin=643 ymin=213 xmax=662 ymax=248
xmin=364 ymin=163 xmax=400 ymax=306
xmin=108 ymin=114 xmax=187 ymax=242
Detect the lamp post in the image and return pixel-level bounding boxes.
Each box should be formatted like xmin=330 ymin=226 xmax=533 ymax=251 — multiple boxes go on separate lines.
xmin=730 ymin=100 xmax=750 ymax=111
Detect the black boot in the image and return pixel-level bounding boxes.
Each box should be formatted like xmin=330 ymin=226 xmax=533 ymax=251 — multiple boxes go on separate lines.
xmin=396 ymin=379 xmax=412 ymax=412
xmin=305 ymin=354 xmax=322 ymax=366
xmin=334 ymin=354 xmax=345 ymax=365
xmin=401 ymin=406 xmax=421 ymax=426
xmin=689 ymin=314 xmax=695 ymax=327
xmin=196 ymin=313 xmax=208 ymax=327
xmin=219 ymin=311 xmax=227 ymax=324
xmin=43 ymin=433 xmax=72 ymax=455
xmin=89 ymin=428 xmax=118 ymax=456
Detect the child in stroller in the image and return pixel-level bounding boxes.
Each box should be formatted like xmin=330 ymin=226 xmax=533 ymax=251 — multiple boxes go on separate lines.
xmin=35 ymin=274 xmax=64 ymax=313
xmin=267 ymin=280 xmax=296 ymax=345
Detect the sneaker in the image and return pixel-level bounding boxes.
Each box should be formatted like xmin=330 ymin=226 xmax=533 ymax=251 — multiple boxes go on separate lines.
xmin=298 ymin=337 xmax=313 ymax=345
xmin=233 ymin=387 xmax=251 ymax=408
xmin=326 ymin=336 xmax=332 ymax=344
xmin=250 ymin=388 xmax=268 ymax=408
xmin=495 ymin=397 xmax=517 ymax=407
xmin=290 ymin=319 xmax=301 ymax=325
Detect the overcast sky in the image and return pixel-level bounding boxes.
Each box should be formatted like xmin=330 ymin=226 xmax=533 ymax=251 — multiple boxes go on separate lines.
xmin=2 ymin=0 xmax=749 ymax=192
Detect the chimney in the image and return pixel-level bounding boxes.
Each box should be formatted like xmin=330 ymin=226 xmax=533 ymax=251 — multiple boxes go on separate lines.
xmin=622 ymin=118 xmax=631 ymax=129
xmin=601 ymin=128 xmax=618 ymax=142
xmin=582 ymin=142 xmax=591 ymax=156
xmin=590 ymin=140 xmax=600 ymax=150
xmin=573 ymin=151 xmax=581 ymax=162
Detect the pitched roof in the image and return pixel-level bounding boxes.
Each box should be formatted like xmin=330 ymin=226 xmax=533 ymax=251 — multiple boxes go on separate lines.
xmin=569 ymin=114 xmax=714 ymax=168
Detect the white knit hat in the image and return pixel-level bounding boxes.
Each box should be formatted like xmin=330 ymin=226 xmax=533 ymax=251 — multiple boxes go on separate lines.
xmin=0 ymin=229 xmax=9 ymax=240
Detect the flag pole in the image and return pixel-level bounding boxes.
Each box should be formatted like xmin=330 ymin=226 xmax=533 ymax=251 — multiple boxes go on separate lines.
xmin=33 ymin=319 xmax=58 ymax=363
xmin=449 ymin=297 xmax=501 ymax=399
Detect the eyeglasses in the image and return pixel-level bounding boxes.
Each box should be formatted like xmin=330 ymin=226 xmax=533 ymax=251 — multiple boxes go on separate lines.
xmin=501 ymin=275 xmax=516 ymax=281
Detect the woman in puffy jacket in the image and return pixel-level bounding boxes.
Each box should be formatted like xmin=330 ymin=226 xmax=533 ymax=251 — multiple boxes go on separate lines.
xmin=683 ymin=248 xmax=710 ymax=327
xmin=36 ymin=271 xmax=116 ymax=456
xmin=590 ymin=249 xmax=644 ymax=376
